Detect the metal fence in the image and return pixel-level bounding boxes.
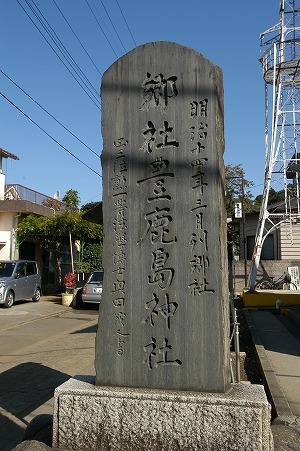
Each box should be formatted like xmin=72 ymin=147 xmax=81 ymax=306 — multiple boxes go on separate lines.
xmin=5 ymin=184 xmax=66 ymax=211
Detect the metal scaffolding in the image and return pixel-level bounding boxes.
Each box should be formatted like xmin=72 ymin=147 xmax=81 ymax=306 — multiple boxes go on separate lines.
xmin=249 ymin=0 xmax=300 ymax=290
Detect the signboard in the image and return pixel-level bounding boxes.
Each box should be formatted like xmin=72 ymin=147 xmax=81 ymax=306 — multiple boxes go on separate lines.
xmin=288 ymin=266 xmax=300 ymax=290
xmin=234 ymin=202 xmax=242 ymax=219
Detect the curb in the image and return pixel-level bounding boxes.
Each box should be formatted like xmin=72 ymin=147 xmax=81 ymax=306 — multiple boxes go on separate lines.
xmin=243 ymin=309 xmax=293 ymax=419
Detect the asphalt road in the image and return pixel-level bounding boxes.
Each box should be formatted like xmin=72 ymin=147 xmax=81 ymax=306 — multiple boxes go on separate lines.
xmin=0 ymin=296 xmax=99 ymax=451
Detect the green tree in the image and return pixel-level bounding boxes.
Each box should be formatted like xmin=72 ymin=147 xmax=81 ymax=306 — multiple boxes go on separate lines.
xmin=80 ymin=201 xmax=100 ymax=213
xmin=79 ymin=242 xmax=103 ymax=272
xmin=225 ymin=164 xmax=254 ymax=217
xmin=17 ymin=210 xmax=103 ymax=286
xmin=253 ymin=184 xmax=295 ymax=210
xmin=62 ymin=189 xmax=80 ymax=213
xmin=225 ymin=164 xmax=255 ymax=259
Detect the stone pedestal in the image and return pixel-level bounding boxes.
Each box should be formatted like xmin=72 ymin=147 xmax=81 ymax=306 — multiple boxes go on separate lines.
xmin=53 ymin=376 xmax=273 ymax=451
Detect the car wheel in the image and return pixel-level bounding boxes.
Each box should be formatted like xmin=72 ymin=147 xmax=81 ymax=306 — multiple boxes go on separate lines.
xmin=4 ymin=291 xmax=14 ymax=308
xmin=32 ymin=287 xmax=41 ymax=302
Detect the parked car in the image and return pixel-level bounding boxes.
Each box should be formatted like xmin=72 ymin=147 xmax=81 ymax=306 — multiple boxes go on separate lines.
xmin=0 ymin=260 xmax=42 ymax=308
xmin=82 ymin=270 xmax=103 ymax=305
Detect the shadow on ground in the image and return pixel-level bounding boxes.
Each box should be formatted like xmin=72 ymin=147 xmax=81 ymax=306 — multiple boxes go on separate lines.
xmin=0 ymin=362 xmax=71 ymax=451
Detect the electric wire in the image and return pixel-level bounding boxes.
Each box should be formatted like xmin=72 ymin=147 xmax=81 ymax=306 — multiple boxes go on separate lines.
xmin=115 ymin=0 xmax=137 ymax=47
xmin=25 ymin=0 xmax=100 ymax=103
xmin=0 ymin=69 xmax=100 ymax=158
xmin=17 ymin=0 xmax=101 ymax=110
xmin=18 ymin=0 xmax=100 ymax=110
xmin=89 ymin=0 xmax=124 ymax=56
xmin=52 ymin=0 xmax=103 ymax=77
xmin=84 ymin=0 xmax=119 ymax=58
xmin=0 ymin=91 xmax=102 ymax=178
xmin=98 ymin=0 xmax=127 ymax=53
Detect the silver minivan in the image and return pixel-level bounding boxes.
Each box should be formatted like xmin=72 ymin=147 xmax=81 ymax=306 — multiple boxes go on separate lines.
xmin=0 ymin=260 xmax=42 ymax=308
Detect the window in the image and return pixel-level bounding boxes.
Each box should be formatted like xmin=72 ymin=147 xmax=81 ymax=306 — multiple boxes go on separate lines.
xmin=26 ymin=262 xmax=37 ymax=275
xmin=15 ymin=262 xmax=26 ymax=278
xmin=60 ymin=244 xmax=71 ymax=264
xmin=247 ymin=235 xmax=274 ymax=260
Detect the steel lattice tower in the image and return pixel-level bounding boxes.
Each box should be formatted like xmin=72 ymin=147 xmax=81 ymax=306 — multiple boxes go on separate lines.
xmin=249 ymin=0 xmax=300 ymax=289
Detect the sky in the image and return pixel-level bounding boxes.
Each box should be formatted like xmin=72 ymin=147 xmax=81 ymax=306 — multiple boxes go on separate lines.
xmin=0 ymin=0 xmax=279 ymax=206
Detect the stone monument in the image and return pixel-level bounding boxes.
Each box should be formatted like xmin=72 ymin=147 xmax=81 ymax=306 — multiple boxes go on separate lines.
xmin=96 ymin=40 xmax=230 ymax=393
xmin=53 ymin=42 xmax=273 ymax=450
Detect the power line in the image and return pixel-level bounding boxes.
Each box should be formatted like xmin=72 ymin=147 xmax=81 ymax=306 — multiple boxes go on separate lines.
xmin=52 ymin=0 xmax=103 ymax=77
xmin=98 ymin=0 xmax=127 ymax=53
xmin=0 ymin=91 xmax=102 ymax=178
xmin=88 ymin=0 xmax=124 ymax=56
xmin=28 ymin=0 xmax=99 ymax=99
xmin=115 ymin=0 xmax=137 ymax=47
xmin=85 ymin=0 xmax=119 ymax=59
xmin=0 ymin=69 xmax=100 ymax=158
xmin=17 ymin=0 xmax=101 ymax=110
xmin=27 ymin=0 xmax=100 ymax=102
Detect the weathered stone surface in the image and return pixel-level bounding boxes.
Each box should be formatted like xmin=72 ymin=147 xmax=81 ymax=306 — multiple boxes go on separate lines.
xmin=53 ymin=377 xmax=274 ymax=451
xmin=12 ymin=440 xmax=52 ymax=451
xmin=96 ymin=41 xmax=230 ymax=392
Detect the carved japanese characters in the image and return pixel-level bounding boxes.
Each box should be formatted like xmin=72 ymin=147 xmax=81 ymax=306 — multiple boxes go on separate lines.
xmin=96 ymin=41 xmax=230 ymax=393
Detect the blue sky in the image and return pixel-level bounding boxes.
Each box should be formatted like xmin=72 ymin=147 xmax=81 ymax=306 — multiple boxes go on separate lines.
xmin=1 ymin=0 xmax=279 ymax=206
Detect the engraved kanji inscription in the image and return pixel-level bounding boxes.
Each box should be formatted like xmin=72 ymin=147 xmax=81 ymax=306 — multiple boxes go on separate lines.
xmin=156 ymin=338 xmax=182 ymax=367
xmin=190 ymin=99 xmax=208 ymax=118
xmin=144 ymin=337 xmax=182 ymax=369
xmin=141 ymin=73 xmax=178 ymax=111
xmin=188 ymin=278 xmax=215 ymax=295
xmin=190 ymin=255 xmax=210 ymax=273
xmin=148 ymin=248 xmax=174 ymax=290
xmin=140 ymin=121 xmax=179 ymax=153
xmin=111 ymin=173 xmax=127 ymax=195
xmin=143 ymin=293 xmax=177 ymax=329
xmin=138 ymin=207 xmax=177 ymax=244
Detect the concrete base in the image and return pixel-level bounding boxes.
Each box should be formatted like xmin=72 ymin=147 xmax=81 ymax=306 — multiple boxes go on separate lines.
xmin=53 ymin=376 xmax=273 ymax=451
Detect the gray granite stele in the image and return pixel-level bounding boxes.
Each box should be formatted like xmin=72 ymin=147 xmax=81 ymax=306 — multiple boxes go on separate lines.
xmin=53 ymin=377 xmax=273 ymax=451
xmin=53 ymin=41 xmax=273 ymax=450
xmin=97 ymin=40 xmax=230 ymax=393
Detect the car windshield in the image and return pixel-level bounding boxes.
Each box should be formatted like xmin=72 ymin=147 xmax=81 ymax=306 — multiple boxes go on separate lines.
xmin=89 ymin=271 xmax=103 ymax=283
xmin=0 ymin=262 xmax=15 ymax=277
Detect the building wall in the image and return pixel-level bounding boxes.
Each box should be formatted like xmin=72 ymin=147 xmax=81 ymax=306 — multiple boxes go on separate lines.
xmin=239 ymin=216 xmax=278 ymax=260
xmin=0 ymin=212 xmax=14 ymax=259
xmin=278 ymin=222 xmax=300 ymax=259
xmin=232 ymin=259 xmax=300 ymax=295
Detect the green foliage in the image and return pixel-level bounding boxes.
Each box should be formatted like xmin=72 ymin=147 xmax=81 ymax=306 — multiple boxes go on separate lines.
xmin=225 ymin=164 xmax=256 ymax=255
xmin=17 ymin=209 xmax=103 ymax=284
xmin=80 ymin=201 xmax=100 ymax=213
xmin=62 ymin=189 xmax=80 ymax=213
xmin=225 ymin=164 xmax=254 ymax=217
xmin=253 ymin=184 xmax=295 ymax=210
xmin=78 ymin=243 xmax=103 ymax=272
xmin=17 ymin=212 xmax=102 ymax=243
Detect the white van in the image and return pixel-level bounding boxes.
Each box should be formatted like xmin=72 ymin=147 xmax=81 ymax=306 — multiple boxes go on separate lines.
xmin=0 ymin=260 xmax=42 ymax=308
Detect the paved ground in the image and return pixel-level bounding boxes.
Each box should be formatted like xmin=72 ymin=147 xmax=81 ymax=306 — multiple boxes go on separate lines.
xmin=0 ymin=296 xmax=98 ymax=450
xmin=1 ymin=296 xmax=300 ymax=450
xmin=245 ymin=308 xmax=300 ymax=450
